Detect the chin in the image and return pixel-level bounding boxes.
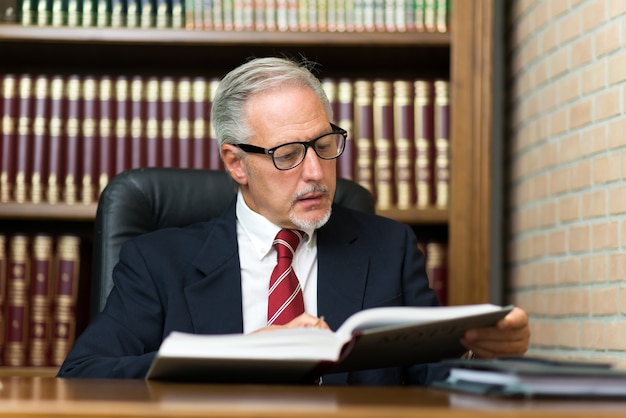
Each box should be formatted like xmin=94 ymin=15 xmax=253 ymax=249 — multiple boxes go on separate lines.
xmin=291 ymin=207 xmax=332 ymax=230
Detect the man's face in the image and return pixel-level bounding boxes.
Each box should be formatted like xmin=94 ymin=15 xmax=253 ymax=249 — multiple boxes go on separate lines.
xmin=222 ymin=85 xmax=337 ymax=230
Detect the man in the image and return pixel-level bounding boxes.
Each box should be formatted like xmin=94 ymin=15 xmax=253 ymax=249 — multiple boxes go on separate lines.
xmin=58 ymin=57 xmax=530 ymax=385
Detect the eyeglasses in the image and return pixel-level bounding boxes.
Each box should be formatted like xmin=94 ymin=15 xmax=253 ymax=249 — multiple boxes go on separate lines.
xmin=234 ymin=123 xmax=347 ymax=170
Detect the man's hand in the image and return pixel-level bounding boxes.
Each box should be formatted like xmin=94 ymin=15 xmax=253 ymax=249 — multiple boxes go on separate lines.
xmin=460 ymin=306 xmax=530 ymax=359
xmin=253 ymin=313 xmax=330 ymax=333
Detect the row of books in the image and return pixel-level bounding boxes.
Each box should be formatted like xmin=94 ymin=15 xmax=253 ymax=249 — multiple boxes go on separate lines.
xmin=12 ymin=0 xmax=450 ymax=32
xmin=0 ymin=233 xmax=81 ymax=367
xmin=0 ymin=73 xmax=449 ymax=210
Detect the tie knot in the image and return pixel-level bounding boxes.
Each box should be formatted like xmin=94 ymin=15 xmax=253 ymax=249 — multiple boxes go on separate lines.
xmin=273 ymin=229 xmax=304 ymax=260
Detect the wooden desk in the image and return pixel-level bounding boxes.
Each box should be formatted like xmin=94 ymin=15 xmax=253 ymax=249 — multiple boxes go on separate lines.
xmin=0 ymin=376 xmax=624 ymax=417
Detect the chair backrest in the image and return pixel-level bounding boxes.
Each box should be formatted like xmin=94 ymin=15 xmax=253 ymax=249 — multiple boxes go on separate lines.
xmin=91 ymin=167 xmax=375 ymax=316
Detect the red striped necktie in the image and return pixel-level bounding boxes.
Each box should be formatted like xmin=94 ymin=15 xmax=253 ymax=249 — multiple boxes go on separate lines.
xmin=267 ymin=229 xmax=305 ymax=326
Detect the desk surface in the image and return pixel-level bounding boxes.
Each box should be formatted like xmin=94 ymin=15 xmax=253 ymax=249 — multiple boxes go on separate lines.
xmin=0 ymin=377 xmax=624 ymax=418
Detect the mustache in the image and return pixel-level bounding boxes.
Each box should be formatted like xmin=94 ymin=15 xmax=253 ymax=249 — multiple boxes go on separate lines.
xmin=292 ymin=184 xmax=330 ymax=203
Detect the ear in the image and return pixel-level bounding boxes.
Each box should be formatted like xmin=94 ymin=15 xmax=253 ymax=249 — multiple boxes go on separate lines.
xmin=221 ymin=144 xmax=248 ymax=186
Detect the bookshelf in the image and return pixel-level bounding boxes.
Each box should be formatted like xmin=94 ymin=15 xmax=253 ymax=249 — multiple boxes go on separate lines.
xmin=0 ymin=0 xmax=495 ymax=371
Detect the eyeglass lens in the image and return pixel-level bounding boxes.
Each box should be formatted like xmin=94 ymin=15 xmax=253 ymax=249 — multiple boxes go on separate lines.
xmin=273 ymin=133 xmax=345 ymax=169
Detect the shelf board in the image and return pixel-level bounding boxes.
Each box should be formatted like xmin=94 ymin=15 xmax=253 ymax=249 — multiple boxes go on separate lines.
xmin=0 ymin=366 xmax=59 ymax=377
xmin=0 ymin=25 xmax=451 ymax=47
xmin=0 ymin=202 xmax=97 ymax=220
xmin=377 ymin=207 xmax=448 ymax=224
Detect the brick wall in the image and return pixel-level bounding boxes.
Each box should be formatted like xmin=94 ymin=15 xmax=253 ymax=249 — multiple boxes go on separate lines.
xmin=506 ymin=0 xmax=626 ymax=366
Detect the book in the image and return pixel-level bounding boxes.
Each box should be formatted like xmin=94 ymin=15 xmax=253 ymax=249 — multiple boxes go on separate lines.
xmin=433 ymin=80 xmax=449 ymax=209
xmin=81 ymin=75 xmax=97 ymax=204
xmin=28 ymin=234 xmax=54 ymax=367
xmin=160 ymin=77 xmax=177 ymax=167
xmin=176 ymin=77 xmax=192 ymax=168
xmin=4 ymin=234 xmax=30 ymax=367
xmin=1 ymin=74 xmax=18 ymax=203
xmin=393 ymin=80 xmax=415 ymax=209
xmin=0 ymin=0 xmax=17 ymax=22
xmin=46 ymin=75 xmax=66 ymax=204
xmin=30 ymin=75 xmax=50 ymax=204
xmin=15 ymin=74 xmax=34 ymax=204
xmin=434 ymin=357 xmax=626 ymax=398
xmin=146 ymin=303 xmax=513 ymax=383
xmin=372 ymin=79 xmax=394 ymax=210
xmin=191 ymin=77 xmax=208 ymax=170
xmin=63 ymin=75 xmax=82 ymax=205
xmin=114 ymin=76 xmax=131 ymax=176
xmin=425 ymin=241 xmax=447 ymax=305
xmin=0 ymin=235 xmax=6 ymax=363
xmin=145 ymin=77 xmax=161 ymax=167
xmin=129 ymin=76 xmax=146 ymax=169
xmin=353 ymin=80 xmax=375 ymax=199
xmin=414 ymin=79 xmax=434 ymax=208
xmin=98 ymin=75 xmax=114 ymax=195
xmin=336 ymin=78 xmax=354 ymax=180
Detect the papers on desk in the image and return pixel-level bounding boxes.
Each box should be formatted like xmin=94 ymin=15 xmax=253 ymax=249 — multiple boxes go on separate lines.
xmin=433 ymin=357 xmax=626 ymax=398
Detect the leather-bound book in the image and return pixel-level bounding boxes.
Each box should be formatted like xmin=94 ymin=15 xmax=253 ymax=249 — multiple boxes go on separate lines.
xmin=81 ymin=76 xmax=98 ymax=204
xmin=423 ymin=0 xmax=435 ymax=32
xmin=15 ymin=74 xmax=34 ymax=204
xmin=414 ymin=79 xmax=434 ymax=208
xmin=145 ymin=76 xmax=161 ymax=167
xmin=425 ymin=241 xmax=448 ymax=306
xmin=130 ymin=76 xmax=146 ymax=169
xmin=171 ymin=0 xmax=183 ymax=28
xmin=126 ymin=0 xmax=139 ymax=27
xmin=208 ymin=78 xmax=223 ymax=170
xmin=155 ymin=0 xmax=170 ymax=28
xmin=63 ymin=75 xmax=82 ymax=205
xmin=31 ymin=75 xmax=50 ymax=204
xmin=372 ymin=79 xmax=395 ymax=210
xmin=36 ymin=0 xmax=50 ymax=25
xmin=1 ymin=74 xmax=18 ymax=203
xmin=47 ymin=75 xmax=66 ymax=205
xmin=50 ymin=235 xmax=80 ymax=367
xmin=337 ymin=78 xmax=354 ymax=180
xmin=322 ymin=78 xmax=338 ymax=122
xmin=191 ymin=77 xmax=208 ymax=169
xmin=160 ymin=77 xmax=178 ymax=167
xmin=67 ymin=0 xmax=81 ymax=26
xmin=353 ymin=80 xmax=375 ymax=199
xmin=96 ymin=0 xmax=111 ymax=27
xmin=28 ymin=234 xmax=53 ymax=367
xmin=176 ymin=77 xmax=192 ymax=168
xmin=110 ymin=0 xmax=126 ymax=27
xmin=393 ymin=80 xmax=416 ymax=209
xmin=0 ymin=235 xmax=6 ymax=362
xmin=51 ymin=0 xmax=65 ymax=26
xmin=82 ymin=0 xmax=95 ymax=26
xmin=20 ymin=0 xmax=32 ymax=25
xmin=434 ymin=80 xmax=449 ymax=209
xmin=98 ymin=75 xmax=114 ymax=195
xmin=414 ymin=0 xmax=424 ymax=32
xmin=436 ymin=0 xmax=448 ymax=33
xmin=4 ymin=234 xmax=30 ymax=367
xmin=264 ymin=0 xmax=276 ymax=31
xmin=114 ymin=76 xmax=131 ymax=176
xmin=139 ymin=0 xmax=154 ymax=28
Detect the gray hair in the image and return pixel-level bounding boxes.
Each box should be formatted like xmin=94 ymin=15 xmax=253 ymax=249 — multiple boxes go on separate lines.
xmin=210 ymin=57 xmax=333 ymax=149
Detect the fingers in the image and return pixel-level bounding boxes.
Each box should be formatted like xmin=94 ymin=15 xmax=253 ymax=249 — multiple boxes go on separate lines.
xmin=253 ymin=313 xmax=330 ymax=333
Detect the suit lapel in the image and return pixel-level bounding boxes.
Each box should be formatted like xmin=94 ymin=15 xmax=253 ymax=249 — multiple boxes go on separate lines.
xmin=184 ymin=200 xmax=245 ymax=335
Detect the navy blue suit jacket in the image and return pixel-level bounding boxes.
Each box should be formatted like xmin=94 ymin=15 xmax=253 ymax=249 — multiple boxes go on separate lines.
xmin=58 ymin=200 xmax=450 ymax=385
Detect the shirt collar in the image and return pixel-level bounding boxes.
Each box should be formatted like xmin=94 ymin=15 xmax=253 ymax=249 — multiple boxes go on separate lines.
xmin=235 ymin=190 xmax=315 ymax=259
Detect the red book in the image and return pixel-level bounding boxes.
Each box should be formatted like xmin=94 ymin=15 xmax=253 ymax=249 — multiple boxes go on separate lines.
xmin=129 ymin=76 xmax=146 ymax=169
xmin=31 ymin=75 xmax=50 ymax=204
xmin=372 ymin=79 xmax=395 ymax=210
xmin=191 ymin=77 xmax=208 ymax=169
xmin=98 ymin=76 xmax=114 ymax=196
xmin=81 ymin=76 xmax=98 ymax=204
xmin=64 ymin=75 xmax=82 ymax=205
xmin=353 ymin=80 xmax=375 ymax=199
xmin=1 ymin=74 xmax=18 ymax=203
xmin=50 ymin=235 xmax=81 ymax=367
xmin=160 ymin=77 xmax=178 ymax=167
xmin=337 ymin=78 xmax=354 ymax=180
xmin=28 ymin=234 xmax=53 ymax=367
xmin=4 ymin=234 xmax=30 ymax=367
xmin=114 ymin=76 xmax=131 ymax=176
xmin=0 ymin=235 xmax=7 ymax=361
xmin=15 ymin=74 xmax=34 ymax=204
xmin=434 ymin=80 xmax=450 ymax=209
xmin=208 ymin=78 xmax=223 ymax=170
xmin=425 ymin=241 xmax=448 ymax=305
xmin=47 ymin=75 xmax=67 ymax=205
xmin=176 ymin=77 xmax=192 ymax=168
xmin=322 ymin=78 xmax=339 ymax=122
xmin=145 ymin=76 xmax=161 ymax=167
xmin=393 ymin=80 xmax=416 ymax=209
xmin=414 ymin=79 xmax=434 ymax=208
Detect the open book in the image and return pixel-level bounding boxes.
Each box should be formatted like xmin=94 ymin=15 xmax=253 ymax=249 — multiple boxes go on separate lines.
xmin=146 ymin=303 xmax=513 ymax=383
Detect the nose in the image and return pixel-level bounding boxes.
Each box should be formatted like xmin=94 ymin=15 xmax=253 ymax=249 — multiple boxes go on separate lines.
xmin=300 ymin=146 xmax=324 ymax=181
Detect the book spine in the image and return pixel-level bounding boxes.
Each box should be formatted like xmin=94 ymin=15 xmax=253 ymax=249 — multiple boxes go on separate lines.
xmin=31 ymin=75 xmax=50 ymax=204
xmin=47 ymin=75 xmax=66 ymax=205
xmin=0 ymin=235 xmax=6 ymax=363
xmin=192 ymin=77 xmax=208 ymax=169
xmin=322 ymin=78 xmax=339 ymax=123
xmin=337 ymin=78 xmax=354 ymax=180
xmin=414 ymin=79 xmax=434 ymax=208
xmin=126 ymin=0 xmax=139 ymax=27
xmin=28 ymin=234 xmax=53 ymax=367
xmin=64 ymin=75 xmax=82 ymax=205
xmin=423 ymin=0 xmax=435 ymax=32
xmin=176 ymin=77 xmax=192 ymax=168
xmin=425 ymin=241 xmax=448 ymax=305
xmin=51 ymin=235 xmax=81 ymax=367
xmin=67 ymin=0 xmax=80 ymax=26
xmin=353 ymin=79 xmax=375 ymax=198
xmin=139 ymin=0 xmax=154 ymax=28
xmin=4 ymin=235 xmax=30 ymax=367
xmin=208 ymin=78 xmax=222 ymax=170
xmin=414 ymin=0 xmax=424 ymax=32
xmin=213 ymin=0 xmax=224 ymax=29
xmin=114 ymin=76 xmax=130 ymax=176
xmin=435 ymin=0 xmax=447 ymax=32
xmin=171 ymin=0 xmax=183 ymax=27
xmin=20 ymin=0 xmax=33 ymax=25
xmin=265 ymin=0 xmax=276 ymax=30
xmin=111 ymin=0 xmax=126 ymax=27
xmin=393 ymin=80 xmax=415 ymax=210
xmin=82 ymin=0 xmax=95 ymax=26
xmin=222 ymin=0 xmax=233 ymax=29
xmin=0 ymin=0 xmax=18 ymax=22
xmin=81 ymin=76 xmax=98 ymax=205
xmin=145 ymin=77 xmax=161 ymax=167
xmin=198 ymin=0 xmax=210 ymax=29
xmin=98 ymin=76 xmax=113 ymax=195
xmin=130 ymin=76 xmax=146 ymax=169
xmin=15 ymin=74 xmax=34 ymax=204
xmin=160 ymin=77 xmax=177 ymax=167
xmin=155 ymin=0 xmax=170 ymax=28
xmin=1 ymin=74 xmax=18 ymax=203
xmin=36 ymin=0 xmax=50 ymax=26
xmin=51 ymin=0 xmax=66 ymax=26
xmin=372 ymin=79 xmax=394 ymax=210
xmin=434 ymin=80 xmax=449 ymax=209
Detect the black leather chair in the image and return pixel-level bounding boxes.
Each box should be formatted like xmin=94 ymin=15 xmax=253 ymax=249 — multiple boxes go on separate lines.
xmin=91 ymin=167 xmax=375 ymax=317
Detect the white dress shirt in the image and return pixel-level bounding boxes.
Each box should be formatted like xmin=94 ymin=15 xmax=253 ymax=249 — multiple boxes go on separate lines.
xmin=235 ymin=190 xmax=318 ymax=333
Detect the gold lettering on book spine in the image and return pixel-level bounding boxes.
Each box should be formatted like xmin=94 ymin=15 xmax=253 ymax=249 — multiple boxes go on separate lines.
xmin=393 ymin=80 xmax=413 ymax=210
xmin=414 ymin=80 xmax=431 ymax=209
xmin=47 ymin=77 xmax=65 ymax=204
xmin=354 ymin=80 xmax=374 ymax=195
xmin=434 ymin=80 xmax=449 ymax=209
xmin=29 ymin=235 xmax=53 ymax=366
xmin=31 ymin=76 xmax=48 ymax=204
xmin=177 ymin=79 xmax=191 ymax=144
xmin=1 ymin=76 xmax=16 ymax=203
xmin=15 ymin=76 xmax=32 ymax=203
xmin=5 ymin=235 xmax=29 ymax=366
xmin=373 ymin=80 xmax=393 ymax=210
xmin=64 ymin=77 xmax=81 ymax=205
xmin=161 ymin=78 xmax=175 ymax=141
xmin=193 ymin=79 xmax=207 ymax=141
xmin=82 ymin=77 xmax=97 ymax=204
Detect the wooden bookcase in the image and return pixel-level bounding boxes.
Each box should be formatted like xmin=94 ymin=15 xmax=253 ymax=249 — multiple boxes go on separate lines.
xmin=0 ymin=0 xmax=495 ymax=370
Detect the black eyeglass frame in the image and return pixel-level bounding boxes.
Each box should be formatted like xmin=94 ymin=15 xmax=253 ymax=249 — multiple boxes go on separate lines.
xmin=234 ymin=123 xmax=347 ymax=171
